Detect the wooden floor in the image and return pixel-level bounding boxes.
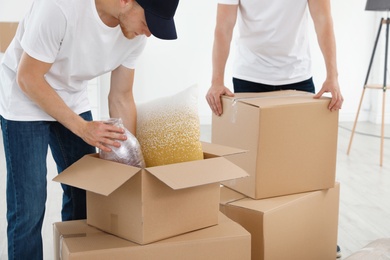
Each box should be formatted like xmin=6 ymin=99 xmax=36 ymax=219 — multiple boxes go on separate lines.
xmin=334 ymin=122 xmax=390 ymax=258
xmin=0 ymin=121 xmax=390 ymax=259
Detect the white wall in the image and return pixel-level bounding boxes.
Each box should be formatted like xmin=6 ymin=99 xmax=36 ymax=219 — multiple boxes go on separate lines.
xmin=130 ymin=0 xmax=390 ymax=124
xmin=2 ymin=0 xmax=390 ymax=124
xmin=129 ymin=0 xmax=219 ymax=125
xmin=0 ymin=0 xmax=32 ymax=21
xmin=319 ymin=0 xmax=390 ymax=124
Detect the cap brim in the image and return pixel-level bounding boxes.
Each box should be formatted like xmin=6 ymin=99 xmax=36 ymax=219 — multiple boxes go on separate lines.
xmin=145 ymin=11 xmax=177 ymax=40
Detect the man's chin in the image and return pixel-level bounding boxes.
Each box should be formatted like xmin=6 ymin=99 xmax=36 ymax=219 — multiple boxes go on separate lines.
xmin=124 ymin=34 xmax=137 ymax=39
xmin=120 ymin=25 xmax=137 ymax=39
xmin=121 ymin=30 xmax=136 ymax=39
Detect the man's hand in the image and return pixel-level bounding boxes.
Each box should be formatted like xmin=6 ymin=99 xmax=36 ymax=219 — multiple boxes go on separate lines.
xmin=313 ymin=79 xmax=344 ymax=111
xmin=80 ymin=121 xmax=127 ymax=152
xmin=206 ymin=85 xmax=234 ymax=116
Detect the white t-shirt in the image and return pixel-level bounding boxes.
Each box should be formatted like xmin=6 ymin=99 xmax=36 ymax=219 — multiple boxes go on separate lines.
xmin=0 ymin=0 xmax=147 ymax=121
xmin=219 ymin=0 xmax=311 ymax=85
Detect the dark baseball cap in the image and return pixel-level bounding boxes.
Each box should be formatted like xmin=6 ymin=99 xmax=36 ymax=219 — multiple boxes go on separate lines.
xmin=136 ymin=0 xmax=180 ymax=40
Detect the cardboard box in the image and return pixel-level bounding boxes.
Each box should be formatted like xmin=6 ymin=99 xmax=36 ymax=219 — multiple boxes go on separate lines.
xmin=344 ymin=239 xmax=390 ymax=260
xmin=0 ymin=22 xmax=18 ymax=53
xmin=53 ymin=213 xmax=251 ymax=260
xmin=212 ymin=90 xmax=339 ymax=199
xmin=53 ymin=219 xmax=102 ymax=260
xmin=53 ymin=142 xmax=248 ymax=245
xmin=219 ymin=183 xmax=340 ymax=260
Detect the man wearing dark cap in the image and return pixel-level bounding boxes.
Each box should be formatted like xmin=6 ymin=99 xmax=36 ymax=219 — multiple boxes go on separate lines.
xmin=0 ymin=0 xmax=179 ymax=259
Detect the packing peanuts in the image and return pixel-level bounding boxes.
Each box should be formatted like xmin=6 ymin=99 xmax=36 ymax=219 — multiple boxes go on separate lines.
xmin=212 ymin=90 xmax=339 ymax=199
xmin=53 ymin=213 xmax=251 ymax=260
xmin=219 ymin=183 xmax=340 ymax=260
xmin=53 ymin=142 xmax=248 ymax=245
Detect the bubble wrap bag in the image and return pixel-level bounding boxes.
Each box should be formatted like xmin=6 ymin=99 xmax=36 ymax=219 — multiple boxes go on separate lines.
xmin=99 ymin=118 xmax=145 ymax=168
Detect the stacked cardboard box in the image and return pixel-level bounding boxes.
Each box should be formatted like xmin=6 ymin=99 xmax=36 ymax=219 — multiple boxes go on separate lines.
xmin=212 ymin=90 xmax=338 ymax=199
xmin=53 ymin=142 xmax=251 ymax=258
xmin=220 ymin=184 xmax=340 ymax=260
xmin=53 ymin=212 xmax=251 ymax=260
xmin=212 ymin=90 xmax=340 ymax=260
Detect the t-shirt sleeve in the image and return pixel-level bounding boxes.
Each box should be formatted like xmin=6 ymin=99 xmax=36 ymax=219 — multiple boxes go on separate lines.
xmin=217 ymin=0 xmax=239 ymax=4
xmin=121 ymin=37 xmax=147 ymax=69
xmin=20 ymin=0 xmax=66 ymax=63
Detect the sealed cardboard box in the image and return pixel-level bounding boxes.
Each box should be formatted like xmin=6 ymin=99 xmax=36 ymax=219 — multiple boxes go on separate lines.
xmin=0 ymin=22 xmax=18 ymax=53
xmin=53 ymin=142 xmax=248 ymax=245
xmin=219 ymin=183 xmax=340 ymax=260
xmin=212 ymin=90 xmax=339 ymax=199
xmin=53 ymin=219 xmax=102 ymax=260
xmin=53 ymin=213 xmax=251 ymax=260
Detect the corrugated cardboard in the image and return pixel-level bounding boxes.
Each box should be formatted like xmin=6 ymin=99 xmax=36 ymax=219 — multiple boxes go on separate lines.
xmin=212 ymin=90 xmax=339 ymax=199
xmin=53 ymin=213 xmax=251 ymax=260
xmin=0 ymin=22 xmax=18 ymax=53
xmin=53 ymin=142 xmax=248 ymax=245
xmin=220 ymin=183 xmax=340 ymax=260
xmin=53 ymin=219 xmax=102 ymax=260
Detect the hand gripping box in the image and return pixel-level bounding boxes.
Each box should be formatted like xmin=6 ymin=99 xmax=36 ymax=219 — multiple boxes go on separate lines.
xmin=219 ymin=183 xmax=340 ymax=260
xmin=53 ymin=142 xmax=248 ymax=245
xmin=212 ymin=90 xmax=339 ymax=199
xmin=53 ymin=213 xmax=251 ymax=260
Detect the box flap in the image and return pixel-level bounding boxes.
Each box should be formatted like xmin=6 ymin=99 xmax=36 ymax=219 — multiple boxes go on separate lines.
xmin=226 ymin=90 xmax=301 ymax=99
xmin=220 ymin=186 xmax=247 ymax=205
xmin=229 ymin=184 xmax=339 ymax=213
xmin=146 ymin=157 xmax=248 ymax=190
xmin=53 ymin=154 xmax=141 ymax=196
xmin=222 ymin=90 xmax=315 ymax=107
xmin=201 ymin=142 xmax=246 ymax=157
xmin=247 ymin=94 xmax=331 ymax=108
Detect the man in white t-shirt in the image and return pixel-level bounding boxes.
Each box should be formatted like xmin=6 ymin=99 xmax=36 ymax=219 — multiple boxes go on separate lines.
xmin=0 ymin=0 xmax=179 ymax=259
xmin=206 ymin=0 xmax=344 ymax=116
xmin=205 ymin=0 xmax=342 ymax=258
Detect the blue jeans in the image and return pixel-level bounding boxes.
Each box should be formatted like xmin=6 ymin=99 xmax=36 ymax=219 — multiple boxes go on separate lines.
xmin=233 ymin=77 xmax=315 ymax=94
xmin=0 ymin=112 xmax=96 ymax=260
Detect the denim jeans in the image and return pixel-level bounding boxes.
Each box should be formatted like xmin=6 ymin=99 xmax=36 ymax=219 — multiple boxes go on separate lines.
xmin=0 ymin=111 xmax=96 ymax=260
xmin=233 ymin=77 xmax=315 ymax=94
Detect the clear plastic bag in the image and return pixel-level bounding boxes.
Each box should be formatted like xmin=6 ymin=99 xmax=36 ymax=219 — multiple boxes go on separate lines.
xmin=99 ymin=118 xmax=145 ymax=168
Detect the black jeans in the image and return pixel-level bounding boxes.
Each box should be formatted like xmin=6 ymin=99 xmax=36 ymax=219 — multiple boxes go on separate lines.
xmin=233 ymin=77 xmax=315 ymax=94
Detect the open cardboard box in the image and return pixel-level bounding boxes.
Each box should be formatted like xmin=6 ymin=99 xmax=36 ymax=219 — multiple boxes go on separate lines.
xmin=53 ymin=142 xmax=248 ymax=245
xmin=220 ymin=183 xmax=340 ymax=260
xmin=0 ymin=22 xmax=18 ymax=53
xmin=53 ymin=213 xmax=251 ymax=260
xmin=212 ymin=90 xmax=339 ymax=199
